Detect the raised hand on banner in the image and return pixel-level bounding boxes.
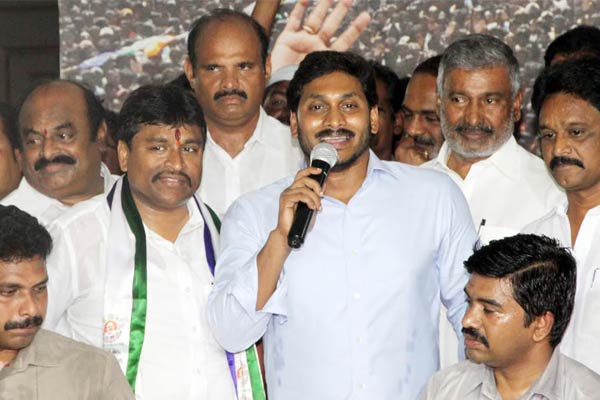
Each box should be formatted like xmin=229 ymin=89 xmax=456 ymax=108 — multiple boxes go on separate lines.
xmin=270 ymin=0 xmax=371 ymax=72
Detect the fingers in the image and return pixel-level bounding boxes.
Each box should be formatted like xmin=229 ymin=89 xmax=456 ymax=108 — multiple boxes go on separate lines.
xmin=285 ymin=0 xmax=311 ymax=32
xmin=330 ymin=11 xmax=371 ymax=51
xmin=318 ymin=0 xmax=350 ymax=43
xmin=302 ymin=0 xmax=334 ymax=34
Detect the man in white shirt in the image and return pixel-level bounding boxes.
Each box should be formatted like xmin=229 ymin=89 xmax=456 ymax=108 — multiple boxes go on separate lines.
xmin=422 ymin=234 xmax=600 ymax=399
xmin=424 ymin=34 xmax=563 ymax=244
xmin=523 ymin=58 xmax=600 ymax=375
xmin=208 ymin=50 xmax=477 ymax=400
xmin=1 ymin=80 xmax=115 ymax=225
xmin=45 ymin=85 xmax=264 ymax=399
xmin=184 ymin=9 xmax=303 ymax=216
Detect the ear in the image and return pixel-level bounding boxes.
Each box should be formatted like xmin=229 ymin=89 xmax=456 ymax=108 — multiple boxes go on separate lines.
xmin=290 ymin=112 xmax=299 ymax=139
xmin=436 ymin=94 xmax=442 ymax=116
xmin=531 ymin=311 xmax=554 ymax=344
xmin=95 ymin=120 xmax=108 ymax=151
xmin=184 ymin=57 xmax=196 ymax=87
xmin=264 ymin=54 xmax=272 ymax=83
xmin=117 ymin=140 xmax=130 ymax=173
xmin=513 ymin=89 xmax=524 ymax=122
xmin=370 ymin=106 xmax=379 ymax=135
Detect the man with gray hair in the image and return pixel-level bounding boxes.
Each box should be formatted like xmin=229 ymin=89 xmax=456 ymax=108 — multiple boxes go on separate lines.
xmin=424 ymin=34 xmax=563 ymax=244
xmin=424 ymin=34 xmax=564 ymax=369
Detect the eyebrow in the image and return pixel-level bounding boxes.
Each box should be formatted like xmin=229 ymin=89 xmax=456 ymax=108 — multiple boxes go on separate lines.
xmin=464 ymin=288 xmax=503 ymax=308
xmin=23 ymin=122 xmax=74 ymax=136
xmin=0 ymin=278 xmax=48 ymax=290
xmin=402 ymin=104 xmax=437 ymax=114
xmin=307 ymin=92 xmax=358 ymax=101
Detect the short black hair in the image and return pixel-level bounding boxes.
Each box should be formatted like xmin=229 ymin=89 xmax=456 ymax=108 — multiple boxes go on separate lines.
xmin=187 ymin=9 xmax=269 ymax=71
xmin=369 ymin=61 xmax=404 ymax=114
xmin=531 ymin=57 xmax=600 ymax=118
xmin=17 ymin=80 xmax=105 ymax=149
xmin=287 ymin=51 xmax=377 ymax=113
xmin=413 ymin=55 xmax=442 ymax=77
xmin=0 ymin=205 xmax=52 ymax=262
xmin=117 ymin=84 xmax=206 ymax=146
xmin=464 ymin=234 xmax=576 ymax=348
xmin=0 ymin=102 xmax=18 ymax=151
xmin=544 ymin=25 xmax=600 ymax=67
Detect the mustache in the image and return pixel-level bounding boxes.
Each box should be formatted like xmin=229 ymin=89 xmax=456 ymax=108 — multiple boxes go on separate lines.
xmin=462 ymin=326 xmax=490 ymax=348
xmin=315 ymin=128 xmax=356 ymax=139
xmin=151 ymin=170 xmax=192 ymax=186
xmin=5 ymin=315 xmax=43 ymax=330
xmin=413 ymin=135 xmax=435 ymax=147
xmin=454 ymin=123 xmax=494 ymax=136
xmin=34 ymin=154 xmax=76 ymax=171
xmin=550 ymin=156 xmax=584 ymax=170
xmin=214 ymin=89 xmax=247 ymax=101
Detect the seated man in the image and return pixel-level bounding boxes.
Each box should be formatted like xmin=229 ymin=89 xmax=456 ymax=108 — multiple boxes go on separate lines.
xmin=422 ymin=234 xmax=600 ymax=399
xmin=0 ymin=205 xmax=132 ymax=399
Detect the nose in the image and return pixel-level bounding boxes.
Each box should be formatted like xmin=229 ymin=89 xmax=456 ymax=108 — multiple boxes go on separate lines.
xmin=551 ymin=132 xmax=572 ymax=158
xmin=465 ymin=100 xmax=482 ymax=127
xmin=165 ymin=146 xmax=184 ymax=170
xmin=324 ymin=106 xmax=346 ymax=130
xmin=404 ymin=115 xmax=425 ymax=136
xmin=221 ymin=67 xmax=239 ymax=89
xmin=40 ymin=134 xmax=58 ymax=160
xmin=19 ymin=290 xmax=42 ymax=318
xmin=461 ymin=303 xmax=480 ymax=330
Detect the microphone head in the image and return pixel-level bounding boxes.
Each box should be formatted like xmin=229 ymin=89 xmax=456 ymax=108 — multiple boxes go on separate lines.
xmin=310 ymin=143 xmax=338 ymax=168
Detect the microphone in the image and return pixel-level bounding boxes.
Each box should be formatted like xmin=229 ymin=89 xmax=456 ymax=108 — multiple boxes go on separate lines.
xmin=288 ymin=143 xmax=338 ymax=249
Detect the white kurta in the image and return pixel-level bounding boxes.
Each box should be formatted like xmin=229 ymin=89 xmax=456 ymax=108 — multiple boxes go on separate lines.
xmin=198 ymin=107 xmax=304 ymax=217
xmin=44 ymin=194 xmax=236 ymax=400
xmin=1 ymin=163 xmax=116 ymax=226
xmin=523 ymin=203 xmax=600 ymax=375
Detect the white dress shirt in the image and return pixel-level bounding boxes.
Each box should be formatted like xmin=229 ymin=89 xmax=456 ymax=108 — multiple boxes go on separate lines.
xmin=198 ymin=107 xmax=304 ymax=216
xmin=45 ymin=194 xmax=236 ymax=400
xmin=522 ymin=203 xmax=600 ymax=374
xmin=208 ymin=152 xmax=478 ymax=400
xmin=423 ymin=136 xmax=565 ymax=244
xmin=1 ymin=163 xmax=116 ymax=226
xmin=421 ymin=350 xmax=600 ymax=399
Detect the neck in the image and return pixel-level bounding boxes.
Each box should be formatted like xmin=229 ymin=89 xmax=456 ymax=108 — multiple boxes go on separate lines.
xmin=447 ymin=151 xmax=488 ymax=179
xmin=0 ymin=349 xmax=19 ymax=367
xmin=59 ymin=175 xmax=105 ymax=206
xmin=493 ymin=346 xmax=553 ymax=400
xmin=566 ymin=183 xmax=600 ymax=246
xmin=324 ymin=151 xmax=370 ymax=204
xmin=132 ymin=195 xmax=190 ymax=243
xmin=206 ymin=112 xmax=260 ymax=158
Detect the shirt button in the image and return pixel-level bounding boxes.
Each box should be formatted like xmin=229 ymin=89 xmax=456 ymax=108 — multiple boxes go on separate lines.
xmin=353 ymin=292 xmax=361 ymax=300
xmin=352 ymin=249 xmax=358 ymax=255
xmin=358 ymin=383 xmax=366 ymax=390
xmin=357 ymin=336 xmax=363 ymax=343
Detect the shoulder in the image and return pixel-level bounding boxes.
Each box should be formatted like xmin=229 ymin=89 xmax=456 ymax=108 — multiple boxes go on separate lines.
xmin=521 ymin=207 xmax=562 ymax=235
xmin=560 ymin=353 xmax=600 ymax=396
xmin=49 ymin=193 xmax=109 ymax=231
xmin=227 ymin=175 xmax=294 ymax=216
xmin=425 ymin=360 xmax=483 ymax=397
xmin=36 ymin=330 xmax=116 ymax=366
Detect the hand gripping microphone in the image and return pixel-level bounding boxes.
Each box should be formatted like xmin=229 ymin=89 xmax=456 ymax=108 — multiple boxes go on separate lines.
xmin=288 ymin=143 xmax=338 ymax=249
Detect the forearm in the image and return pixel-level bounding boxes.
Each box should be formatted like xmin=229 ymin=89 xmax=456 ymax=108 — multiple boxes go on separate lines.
xmin=256 ymin=229 xmax=291 ymax=310
xmin=251 ymin=0 xmax=280 ymax=36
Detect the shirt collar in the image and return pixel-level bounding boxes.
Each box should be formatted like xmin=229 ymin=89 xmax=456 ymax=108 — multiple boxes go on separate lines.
xmin=523 ymin=350 xmax=562 ymax=399
xmin=10 ymin=330 xmax=60 ymax=370
xmin=206 ymin=107 xmax=271 ymax=150
xmin=432 ymin=135 xmax=522 ymax=181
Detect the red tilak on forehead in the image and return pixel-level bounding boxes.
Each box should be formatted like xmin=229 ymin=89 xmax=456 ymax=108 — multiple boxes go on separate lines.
xmin=175 ymin=128 xmax=181 ymax=145
xmin=43 ymin=129 xmax=48 ymax=137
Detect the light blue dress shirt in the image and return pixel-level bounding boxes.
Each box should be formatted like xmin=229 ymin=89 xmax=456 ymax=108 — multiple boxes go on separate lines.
xmin=208 ymin=152 xmax=478 ymax=400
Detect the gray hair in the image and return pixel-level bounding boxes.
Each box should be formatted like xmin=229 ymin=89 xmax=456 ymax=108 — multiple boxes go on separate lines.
xmin=437 ymin=34 xmax=521 ymax=98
